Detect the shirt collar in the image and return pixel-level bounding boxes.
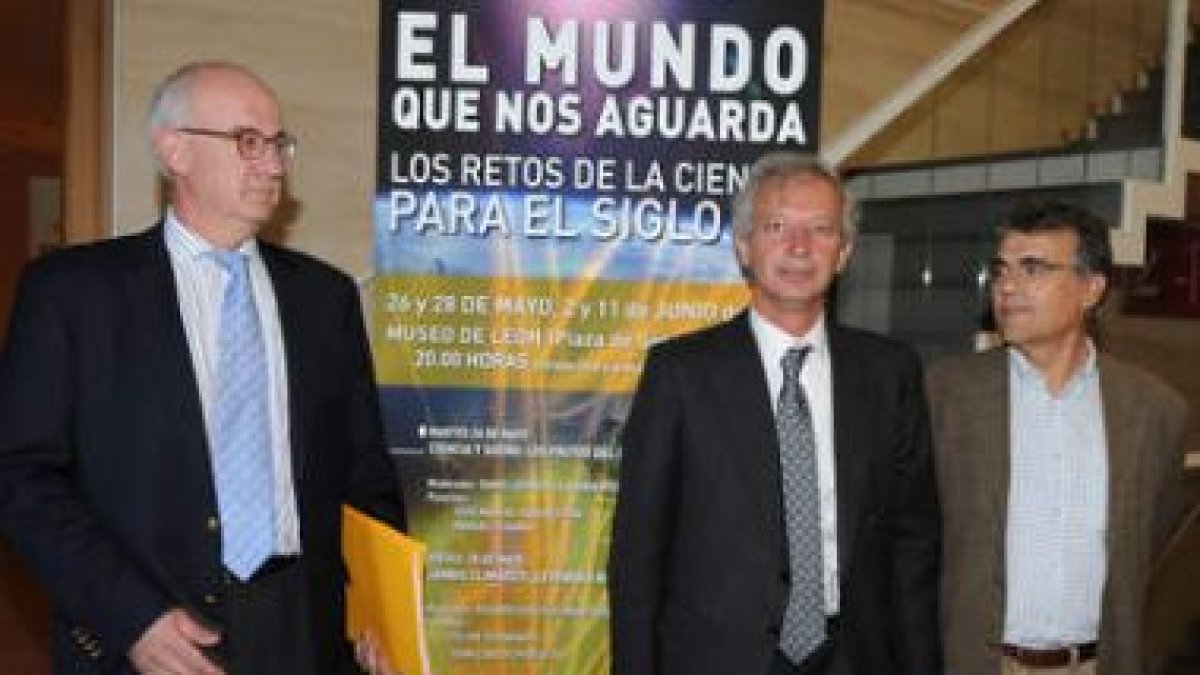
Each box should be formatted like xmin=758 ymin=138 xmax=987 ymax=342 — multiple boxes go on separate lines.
xmin=1008 ymin=340 xmax=1098 ymax=398
xmin=164 ymin=208 xmax=260 ymax=261
xmin=750 ymin=309 xmax=829 ymax=370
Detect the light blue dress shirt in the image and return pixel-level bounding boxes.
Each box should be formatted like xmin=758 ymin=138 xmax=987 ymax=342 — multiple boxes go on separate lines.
xmin=1003 ymin=346 xmax=1107 ymax=647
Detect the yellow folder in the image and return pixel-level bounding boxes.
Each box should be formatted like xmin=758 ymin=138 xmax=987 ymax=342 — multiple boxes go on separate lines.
xmin=342 ymin=505 xmax=432 ymax=675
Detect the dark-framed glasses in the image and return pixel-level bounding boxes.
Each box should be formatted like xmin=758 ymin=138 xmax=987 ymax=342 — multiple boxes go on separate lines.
xmin=987 ymin=256 xmax=1081 ymax=284
xmin=176 ymin=126 xmax=298 ymax=162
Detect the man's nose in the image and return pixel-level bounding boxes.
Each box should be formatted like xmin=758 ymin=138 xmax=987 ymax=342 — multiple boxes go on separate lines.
xmin=992 ymin=273 xmax=1019 ymax=296
xmin=253 ymin=145 xmax=288 ymax=176
xmin=783 ymin=227 xmax=813 ymax=253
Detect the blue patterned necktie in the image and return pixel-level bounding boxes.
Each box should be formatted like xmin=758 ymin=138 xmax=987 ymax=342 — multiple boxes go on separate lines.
xmin=211 ymin=250 xmax=275 ymax=580
xmin=777 ymin=346 xmax=826 ymax=664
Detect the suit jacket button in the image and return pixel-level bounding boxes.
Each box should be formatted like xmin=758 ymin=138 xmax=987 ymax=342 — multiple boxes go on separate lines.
xmin=767 ymin=624 xmax=780 ymax=637
xmin=206 ymin=516 xmax=220 ymax=531
xmin=778 ymin=570 xmax=790 ymax=584
xmin=204 ymin=593 xmax=218 ymax=605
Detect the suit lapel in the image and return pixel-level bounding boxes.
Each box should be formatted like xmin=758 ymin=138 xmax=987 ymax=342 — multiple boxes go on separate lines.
xmin=827 ymin=326 xmax=868 ymax=574
xmin=259 ymin=248 xmax=308 ymax=486
xmin=1098 ymin=356 xmax=1134 ymax=549
xmin=1097 ymin=356 xmax=1133 ymax=641
xmin=978 ymin=350 xmax=1010 ymax=630
xmin=709 ymin=313 xmax=788 ymax=549
xmin=124 ymin=226 xmax=212 ymax=479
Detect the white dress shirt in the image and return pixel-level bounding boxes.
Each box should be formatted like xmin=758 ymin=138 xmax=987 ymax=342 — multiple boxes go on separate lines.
xmin=751 ymin=310 xmax=840 ymax=614
xmin=1003 ymin=345 xmax=1107 ymax=647
xmin=164 ymin=211 xmax=301 ymax=555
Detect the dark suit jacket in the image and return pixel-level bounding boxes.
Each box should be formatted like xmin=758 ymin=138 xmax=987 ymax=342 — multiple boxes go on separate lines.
xmin=607 ymin=311 xmax=941 ymax=675
xmin=0 ymin=225 xmax=405 ymax=673
xmin=928 ymin=349 xmax=1188 ymax=675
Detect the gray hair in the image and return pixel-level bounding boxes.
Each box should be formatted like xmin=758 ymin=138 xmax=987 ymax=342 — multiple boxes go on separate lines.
xmin=146 ymin=61 xmax=273 ymax=172
xmin=730 ymin=152 xmax=857 ymax=242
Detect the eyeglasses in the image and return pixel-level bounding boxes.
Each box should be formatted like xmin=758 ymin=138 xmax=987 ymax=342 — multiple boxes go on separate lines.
xmin=176 ymin=126 xmax=298 ymax=162
xmin=987 ymin=256 xmax=1082 ymax=283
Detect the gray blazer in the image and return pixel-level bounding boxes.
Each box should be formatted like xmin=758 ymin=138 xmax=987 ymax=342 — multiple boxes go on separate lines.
xmin=928 ymin=348 xmax=1187 ymax=675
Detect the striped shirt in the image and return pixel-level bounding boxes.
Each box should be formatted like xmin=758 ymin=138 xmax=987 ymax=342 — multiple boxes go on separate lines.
xmin=1003 ymin=345 xmax=1107 ymax=647
xmin=164 ymin=212 xmax=301 ymax=555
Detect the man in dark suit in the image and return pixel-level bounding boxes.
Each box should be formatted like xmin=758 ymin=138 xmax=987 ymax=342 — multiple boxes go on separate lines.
xmin=929 ymin=202 xmax=1188 ymax=675
xmin=608 ymin=152 xmax=941 ymax=675
xmin=0 ymin=61 xmax=404 ymax=674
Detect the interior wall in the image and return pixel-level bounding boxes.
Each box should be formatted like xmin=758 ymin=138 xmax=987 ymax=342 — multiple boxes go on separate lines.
xmin=111 ymin=0 xmax=378 ymax=278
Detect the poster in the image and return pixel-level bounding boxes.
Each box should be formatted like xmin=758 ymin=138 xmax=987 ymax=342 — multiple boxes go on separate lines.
xmin=373 ymin=2 xmax=822 ymax=671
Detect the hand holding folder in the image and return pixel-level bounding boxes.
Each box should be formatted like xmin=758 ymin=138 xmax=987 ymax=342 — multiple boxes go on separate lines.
xmin=342 ymin=505 xmax=431 ymax=675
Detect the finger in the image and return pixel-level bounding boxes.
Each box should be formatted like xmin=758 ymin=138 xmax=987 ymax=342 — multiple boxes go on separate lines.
xmin=354 ymin=632 xmax=369 ymax=666
xmin=357 ymin=633 xmax=384 ymax=674
xmin=172 ymin=611 xmax=221 ymax=647
xmin=160 ymin=635 xmax=225 ymax=675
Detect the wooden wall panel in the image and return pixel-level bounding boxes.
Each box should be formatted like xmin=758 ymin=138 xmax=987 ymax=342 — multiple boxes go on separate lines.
xmin=989 ymin=15 xmax=1048 ymax=151
xmin=1096 ymin=0 xmax=1140 ymax=100
xmin=63 ymin=0 xmax=108 ymax=244
xmin=932 ymin=54 xmax=993 ymax=158
xmin=852 ymin=99 xmax=937 ymax=166
xmin=824 ymin=0 xmax=980 ymax=142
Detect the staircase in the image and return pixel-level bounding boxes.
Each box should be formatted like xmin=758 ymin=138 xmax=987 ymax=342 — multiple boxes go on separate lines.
xmin=838 ymin=17 xmax=1200 ymax=360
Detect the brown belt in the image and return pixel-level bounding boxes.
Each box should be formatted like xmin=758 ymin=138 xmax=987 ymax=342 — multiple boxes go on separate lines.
xmin=998 ymin=642 xmax=1098 ymax=668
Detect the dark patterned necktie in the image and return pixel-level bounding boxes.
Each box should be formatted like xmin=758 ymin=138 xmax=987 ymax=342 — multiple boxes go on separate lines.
xmin=776 ymin=346 xmax=826 ymax=664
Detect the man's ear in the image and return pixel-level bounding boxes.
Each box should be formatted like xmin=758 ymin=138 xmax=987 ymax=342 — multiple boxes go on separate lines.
xmin=835 ymin=237 xmax=855 ymax=273
xmin=1083 ymin=272 xmax=1108 ymax=311
xmin=734 ymin=234 xmax=750 ymax=277
xmin=153 ymin=129 xmax=187 ymax=176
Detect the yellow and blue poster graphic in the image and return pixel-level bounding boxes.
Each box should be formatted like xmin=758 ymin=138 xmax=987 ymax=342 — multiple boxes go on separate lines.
xmin=374 ymin=1 xmax=823 ymax=672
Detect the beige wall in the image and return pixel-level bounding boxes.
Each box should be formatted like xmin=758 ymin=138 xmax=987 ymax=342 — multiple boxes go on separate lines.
xmin=110 ymin=0 xmax=378 ymax=278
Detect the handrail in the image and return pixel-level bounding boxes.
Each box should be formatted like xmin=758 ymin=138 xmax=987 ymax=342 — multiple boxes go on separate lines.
xmin=822 ymin=0 xmax=1043 ymax=166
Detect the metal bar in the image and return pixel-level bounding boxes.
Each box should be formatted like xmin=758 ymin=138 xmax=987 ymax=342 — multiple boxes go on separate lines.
xmin=1161 ymin=0 xmax=1186 ymax=174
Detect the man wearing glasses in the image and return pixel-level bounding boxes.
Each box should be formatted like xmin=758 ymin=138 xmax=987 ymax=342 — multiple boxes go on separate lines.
xmin=0 ymin=61 xmax=404 ymax=673
xmin=609 ymin=152 xmax=941 ymax=675
xmin=929 ymin=202 xmax=1189 ymax=675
